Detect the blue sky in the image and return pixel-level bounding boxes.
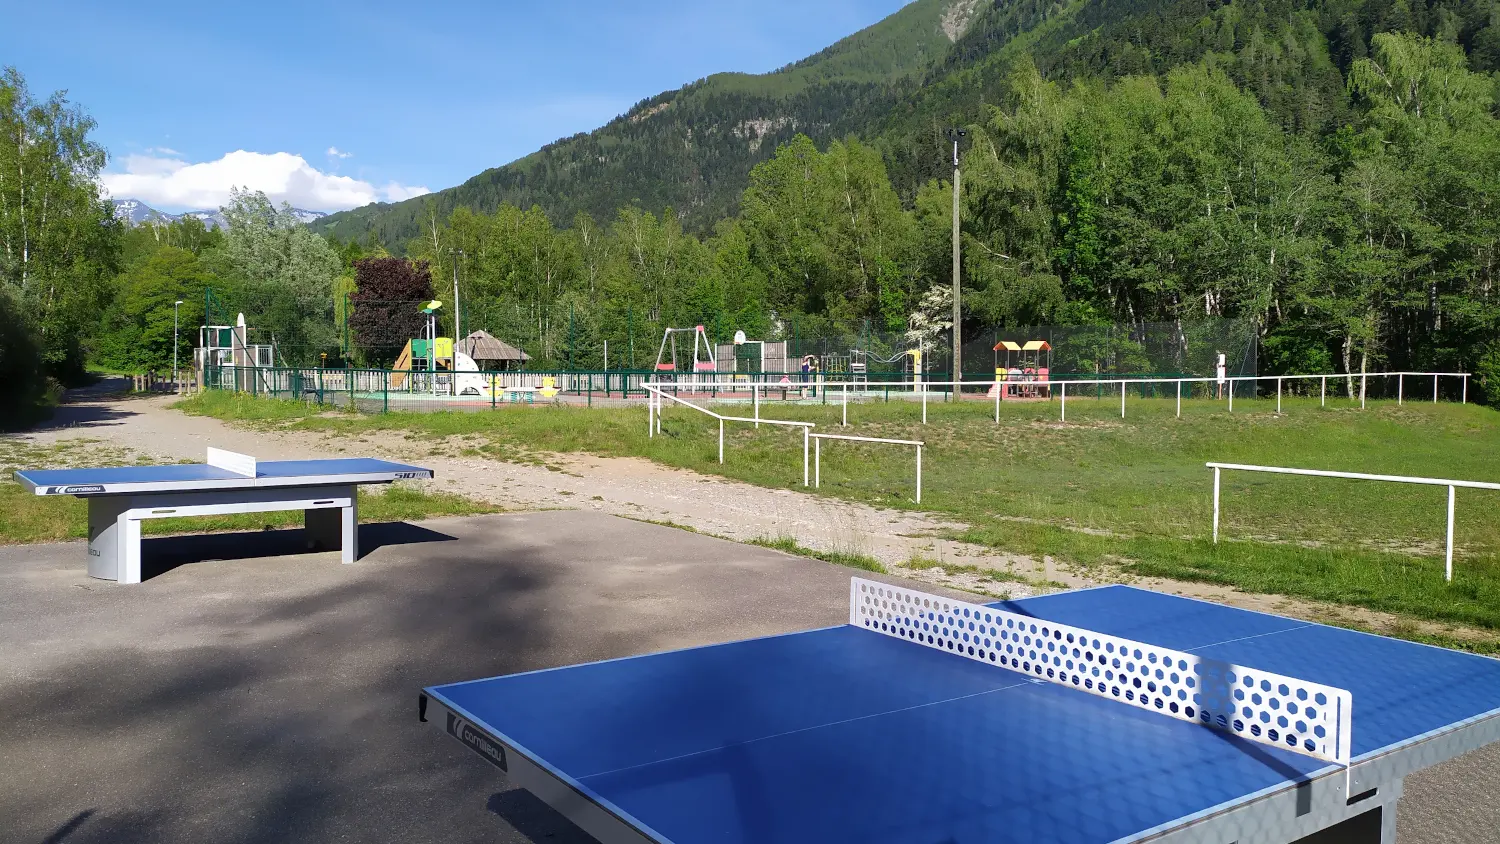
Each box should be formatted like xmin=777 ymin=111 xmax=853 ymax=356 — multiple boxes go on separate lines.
xmin=2 ymin=0 xmax=913 ymax=213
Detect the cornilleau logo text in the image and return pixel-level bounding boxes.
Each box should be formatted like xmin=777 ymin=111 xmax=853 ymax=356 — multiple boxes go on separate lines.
xmin=55 ymin=485 xmax=105 ymax=494
xmin=447 ymin=712 xmax=507 ymax=770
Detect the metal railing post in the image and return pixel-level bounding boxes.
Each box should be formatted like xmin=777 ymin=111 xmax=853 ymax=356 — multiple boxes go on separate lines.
xmin=1121 ymin=383 xmax=1126 ymax=419
xmin=1321 ymin=376 xmax=1326 ymax=407
xmin=916 ymin=444 xmax=923 ymax=504
xmin=754 ymin=385 xmax=760 ymax=429
xmin=1061 ymin=382 xmax=1066 ymax=422
xmin=1398 ymin=373 xmax=1404 ymax=405
xmin=1433 ymin=376 xmax=1438 ymax=404
xmin=1463 ymin=375 xmax=1468 ymax=404
xmin=1229 ymin=380 xmax=1234 ymax=413
xmin=803 ymin=426 xmax=809 ymax=487
xmin=1446 ymin=484 xmax=1456 ymax=582
xmin=1361 ymin=374 xmax=1366 ymax=409
xmin=1277 ymin=377 xmax=1282 ymax=414
xmin=1176 ymin=380 xmax=1181 ymax=418
xmin=922 ymin=386 xmax=928 ymax=424
xmin=719 ymin=419 xmax=724 ymax=464
xmin=647 ymin=390 xmax=654 ymax=438
xmin=814 ymin=437 xmax=821 ymax=488
xmin=842 ymin=383 xmax=848 ymax=427
xmin=1212 ymin=466 xmax=1221 ymax=544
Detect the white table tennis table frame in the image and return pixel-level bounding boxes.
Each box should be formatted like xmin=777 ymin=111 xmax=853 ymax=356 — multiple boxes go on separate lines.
xmin=422 ymin=578 xmax=1500 ymax=844
xmin=85 ymin=483 xmax=358 ymax=584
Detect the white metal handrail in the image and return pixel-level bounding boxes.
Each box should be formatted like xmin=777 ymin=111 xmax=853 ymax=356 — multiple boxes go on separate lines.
xmin=646 ymin=385 xmax=813 ymax=484
xmin=811 ymin=433 xmax=924 ymax=503
xmin=1206 ymin=462 xmax=1499 ymax=581
xmin=646 ymin=370 xmax=1470 ymax=425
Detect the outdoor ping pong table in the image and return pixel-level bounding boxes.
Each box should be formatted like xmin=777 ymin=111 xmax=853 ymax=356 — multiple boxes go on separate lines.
xmin=15 ymin=448 xmax=433 ymax=584
xmin=421 ymin=577 xmax=1500 ymax=844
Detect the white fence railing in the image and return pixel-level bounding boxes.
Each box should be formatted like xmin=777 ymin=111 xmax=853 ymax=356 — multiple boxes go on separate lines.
xmin=648 ymin=371 xmax=1470 ymax=425
xmin=812 ymin=433 xmax=925 ymax=503
xmin=646 ymin=385 xmax=815 ymax=484
xmin=1206 ymin=462 xmax=1500 ymax=581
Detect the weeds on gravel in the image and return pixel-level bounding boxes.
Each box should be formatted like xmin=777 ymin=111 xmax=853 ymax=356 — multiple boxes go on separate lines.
xmin=749 ymin=535 xmax=886 ymax=573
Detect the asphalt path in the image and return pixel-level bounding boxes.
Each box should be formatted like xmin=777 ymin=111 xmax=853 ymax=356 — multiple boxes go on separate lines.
xmin=0 ymin=511 xmax=1494 ymax=843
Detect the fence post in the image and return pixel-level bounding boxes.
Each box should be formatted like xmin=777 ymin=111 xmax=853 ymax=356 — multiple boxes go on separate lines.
xmin=1212 ymin=466 xmax=1221 ymax=544
xmin=1176 ymin=380 xmax=1181 ymax=418
xmin=842 ymin=383 xmax=848 ymax=427
xmin=491 ymin=374 xmax=497 ymax=409
xmin=915 ymin=444 xmax=922 ymax=505
xmin=754 ymin=385 xmax=760 ymax=429
xmin=922 ymin=386 xmax=928 ymax=424
xmin=1229 ymin=380 xmax=1234 ymax=413
xmin=1121 ymin=383 xmax=1126 ymax=419
xmin=719 ymin=419 xmax=724 ymax=465
xmin=1321 ymin=376 xmax=1326 ymax=407
xmin=1463 ymin=375 xmax=1468 ymax=404
xmin=382 ymin=370 xmax=389 ymax=413
xmin=1433 ymin=376 xmax=1438 ymax=404
xmin=1061 ymin=382 xmax=1067 ymax=422
xmin=1277 ymin=377 xmax=1282 ymax=415
xmin=995 ymin=381 xmax=1000 ymax=423
xmin=802 ymin=426 xmax=809 ymax=487
xmin=814 ymin=437 xmax=821 ymax=488
xmin=1398 ymin=373 xmax=1403 ymax=405
xmin=1446 ymin=484 xmax=1456 ymax=582
xmin=648 ymin=390 xmax=654 ymax=438
xmin=1361 ymin=373 xmax=1367 ymax=409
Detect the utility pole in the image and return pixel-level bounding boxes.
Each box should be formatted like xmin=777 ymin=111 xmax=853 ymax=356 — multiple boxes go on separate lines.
xmin=947 ymin=128 xmax=966 ymax=391
xmin=450 ymin=248 xmax=464 ymax=344
xmin=173 ymin=300 xmax=184 ymax=393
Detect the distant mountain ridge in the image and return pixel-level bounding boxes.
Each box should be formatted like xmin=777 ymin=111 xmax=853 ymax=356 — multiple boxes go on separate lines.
xmin=312 ymin=0 xmax=1500 ymax=249
xmin=111 ymin=198 xmax=327 ymax=230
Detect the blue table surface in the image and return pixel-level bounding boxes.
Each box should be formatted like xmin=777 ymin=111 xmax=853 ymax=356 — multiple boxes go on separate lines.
xmin=428 ymin=585 xmax=1500 ymax=844
xmin=17 ymin=457 xmax=427 ymax=487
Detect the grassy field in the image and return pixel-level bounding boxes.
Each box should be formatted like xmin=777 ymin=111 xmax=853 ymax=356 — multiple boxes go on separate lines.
xmin=0 ymin=438 xmax=497 ymax=545
xmin=177 ymin=390 xmax=1500 ymax=631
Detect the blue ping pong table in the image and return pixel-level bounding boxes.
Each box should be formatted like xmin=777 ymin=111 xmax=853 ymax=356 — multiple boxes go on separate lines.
xmin=15 ymin=448 xmax=433 ymax=583
xmin=421 ymin=577 xmax=1500 ymax=844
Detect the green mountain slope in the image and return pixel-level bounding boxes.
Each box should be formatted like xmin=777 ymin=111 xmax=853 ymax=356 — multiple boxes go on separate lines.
xmin=316 ymin=0 xmax=1500 ymax=248
xmin=313 ymin=0 xmax=981 ymax=245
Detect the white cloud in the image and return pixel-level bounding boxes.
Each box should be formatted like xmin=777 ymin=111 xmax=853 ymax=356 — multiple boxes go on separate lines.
xmin=382 ymin=181 xmax=431 ymax=202
xmin=327 ymin=146 xmax=353 ymax=159
xmin=100 ymin=150 xmax=430 ymax=212
xmin=146 ymin=146 xmax=181 ymax=156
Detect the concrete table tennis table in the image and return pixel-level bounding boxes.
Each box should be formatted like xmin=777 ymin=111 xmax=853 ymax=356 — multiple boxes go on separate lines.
xmin=16 ymin=448 xmax=434 ymax=583
xmin=422 ymin=577 xmax=1500 ymax=844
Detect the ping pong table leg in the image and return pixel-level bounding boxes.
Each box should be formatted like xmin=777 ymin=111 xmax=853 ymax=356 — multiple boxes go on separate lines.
xmin=341 ymin=494 xmax=358 ymax=564
xmin=86 ymin=496 xmax=131 ymax=583
xmin=305 ymin=486 xmax=358 ymax=563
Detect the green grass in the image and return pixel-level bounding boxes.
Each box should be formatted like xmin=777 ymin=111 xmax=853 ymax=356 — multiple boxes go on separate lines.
xmin=175 ymin=390 xmax=1500 ymax=630
xmin=748 ymin=535 xmax=887 ymax=573
xmin=0 ymin=436 xmax=497 ymax=545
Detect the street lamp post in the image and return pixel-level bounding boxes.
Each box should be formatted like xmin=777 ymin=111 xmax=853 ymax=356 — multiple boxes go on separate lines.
xmin=173 ymin=299 xmax=185 ymax=393
xmin=946 ymin=128 xmax=966 ymax=396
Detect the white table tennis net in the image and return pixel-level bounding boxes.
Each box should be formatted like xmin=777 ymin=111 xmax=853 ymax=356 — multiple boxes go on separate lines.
xmin=850 ymin=578 xmax=1352 ymax=766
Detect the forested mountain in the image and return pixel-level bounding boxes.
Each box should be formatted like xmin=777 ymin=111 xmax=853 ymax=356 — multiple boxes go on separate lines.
xmin=312 ymin=0 xmax=982 ymax=244
xmin=312 ymin=0 xmax=1500 ymax=248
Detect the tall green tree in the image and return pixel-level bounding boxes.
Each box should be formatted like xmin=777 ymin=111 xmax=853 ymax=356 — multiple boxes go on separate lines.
xmin=0 ymin=66 xmax=118 ymax=383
